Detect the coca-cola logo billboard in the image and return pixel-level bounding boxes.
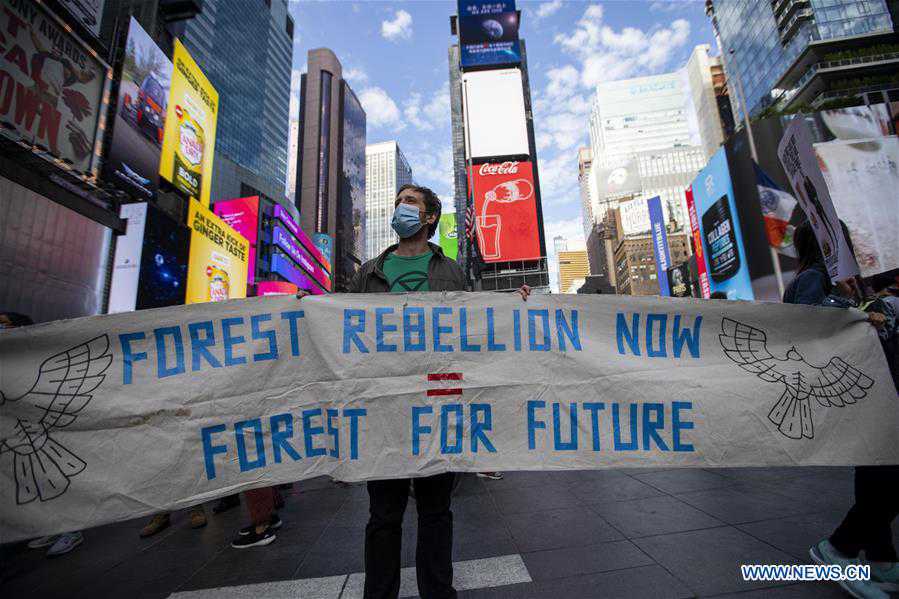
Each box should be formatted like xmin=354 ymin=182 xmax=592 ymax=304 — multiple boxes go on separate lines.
xmin=478 ymin=161 xmax=519 ymax=176
xmin=469 ymin=160 xmax=541 ymax=264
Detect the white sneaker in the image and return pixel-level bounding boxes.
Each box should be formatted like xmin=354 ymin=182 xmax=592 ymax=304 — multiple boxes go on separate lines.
xmin=810 ymin=540 xmax=888 ymax=599
xmin=46 ymin=532 xmax=83 ymax=557
xmin=27 ymin=535 xmax=59 ymax=549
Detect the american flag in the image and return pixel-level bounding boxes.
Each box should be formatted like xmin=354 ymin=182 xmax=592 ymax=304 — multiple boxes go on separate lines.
xmin=465 ymin=202 xmax=476 ymax=240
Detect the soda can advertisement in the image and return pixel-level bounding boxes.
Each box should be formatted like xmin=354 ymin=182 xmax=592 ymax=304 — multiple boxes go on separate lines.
xmin=185 ymin=200 xmax=249 ymax=304
xmin=159 ymin=40 xmax=218 ymax=206
xmin=468 ymin=161 xmax=541 ymax=263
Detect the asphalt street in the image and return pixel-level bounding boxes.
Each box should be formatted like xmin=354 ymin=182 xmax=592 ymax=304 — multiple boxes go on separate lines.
xmin=2 ymin=467 xmax=897 ymax=598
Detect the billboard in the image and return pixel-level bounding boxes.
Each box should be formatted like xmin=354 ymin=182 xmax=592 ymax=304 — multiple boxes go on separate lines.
xmin=272 ymin=225 xmax=332 ymax=292
xmin=469 ymin=161 xmax=540 ymax=263
xmin=108 ymin=202 xmax=190 ymax=312
xmin=691 ymin=148 xmax=753 ymax=300
xmin=778 ymin=118 xmax=858 ymax=283
xmin=314 ymin=233 xmax=333 ymax=269
xmin=273 ymin=205 xmax=331 ymax=274
xmin=58 ymin=0 xmax=105 ymax=36
xmin=462 ymin=69 xmax=528 ymax=159
xmin=619 ymin=198 xmax=650 ymax=236
xmin=458 ymin=0 xmax=521 ymax=68
xmin=1 ymin=0 xmax=108 ymax=173
xmin=270 ymin=253 xmax=324 ymax=295
xmin=591 ymin=159 xmax=643 ymax=201
xmin=214 ymin=196 xmax=261 ymax=286
xmin=438 ymin=213 xmax=459 ymax=260
xmin=667 ymin=263 xmax=693 ymax=298
xmin=159 ymin=40 xmax=218 ymax=206
xmin=647 ymin=196 xmax=671 ymax=296
xmin=256 ymin=281 xmax=298 ymax=296
xmin=815 ymin=136 xmax=899 ymax=278
xmin=685 ymin=186 xmax=710 ymax=298
xmin=108 ymin=203 xmax=148 ymax=313
xmin=103 ymin=17 xmax=172 ymax=199
xmin=185 ymin=200 xmax=248 ymax=304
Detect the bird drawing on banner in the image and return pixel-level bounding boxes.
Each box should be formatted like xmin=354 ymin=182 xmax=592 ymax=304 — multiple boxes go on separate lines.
xmin=718 ymin=318 xmax=873 ymax=440
xmin=0 ymin=335 xmax=111 ymax=505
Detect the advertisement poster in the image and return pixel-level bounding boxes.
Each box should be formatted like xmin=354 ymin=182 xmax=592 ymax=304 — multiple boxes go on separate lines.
xmin=272 ymin=225 xmax=332 ymax=292
xmin=469 ymin=161 xmax=541 ymax=263
xmin=159 ymin=40 xmax=218 ymax=206
xmin=667 ymin=263 xmax=693 ymax=298
xmin=691 ymin=148 xmax=753 ymax=300
xmin=185 ymin=200 xmax=248 ymax=304
xmin=462 ymin=70 xmax=529 ymax=159
xmin=256 ymin=281 xmax=298 ymax=296
xmin=685 ymin=186 xmax=711 ymax=299
xmin=647 ymin=196 xmax=671 ymax=296
xmin=1 ymin=0 xmax=108 ymax=173
xmin=815 ymin=136 xmax=899 ymax=278
xmin=777 ymin=118 xmax=858 ymax=283
xmin=438 ymin=213 xmax=459 ymax=260
xmin=273 ymin=205 xmax=331 ymax=275
xmin=270 ymin=253 xmax=324 ymax=295
xmin=108 ymin=203 xmax=149 ymax=313
xmin=214 ymin=197 xmax=261 ymax=286
xmin=137 ymin=205 xmax=189 ymax=309
xmin=103 ymin=17 xmax=172 ymax=199
xmin=458 ymin=0 xmax=521 ymax=68
xmin=314 ymin=233 xmax=333 ymax=270
xmin=619 ymin=197 xmax=650 ymax=236
xmin=58 ymin=0 xmax=105 ymax=37
xmin=591 ymin=159 xmax=642 ymax=202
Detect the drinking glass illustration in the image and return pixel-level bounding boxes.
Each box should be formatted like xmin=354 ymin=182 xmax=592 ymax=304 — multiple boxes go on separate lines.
xmin=478 ymin=179 xmax=533 ymax=261
xmin=478 ymin=214 xmax=502 ymax=260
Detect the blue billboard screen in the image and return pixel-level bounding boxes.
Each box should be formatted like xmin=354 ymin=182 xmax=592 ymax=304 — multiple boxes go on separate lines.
xmin=458 ymin=0 xmax=521 ymax=68
xmin=647 ymin=196 xmax=671 ymax=297
xmin=691 ymin=148 xmax=754 ymax=300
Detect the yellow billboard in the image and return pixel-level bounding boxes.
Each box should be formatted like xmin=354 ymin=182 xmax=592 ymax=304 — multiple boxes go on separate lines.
xmin=159 ymin=39 xmax=218 ymax=206
xmin=185 ymin=200 xmax=249 ymax=304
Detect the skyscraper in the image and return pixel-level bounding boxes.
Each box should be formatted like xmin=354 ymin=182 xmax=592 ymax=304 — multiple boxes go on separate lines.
xmin=365 ymin=141 xmax=414 ymax=260
xmin=686 ymin=45 xmax=727 ymax=160
xmin=287 ymin=120 xmax=299 ymax=201
xmin=708 ymin=0 xmax=896 ymax=121
xmin=557 ymin=250 xmax=590 ymax=294
xmin=180 ymin=0 xmax=293 ymax=198
xmin=577 ymin=147 xmax=594 ymax=240
xmin=295 ymin=48 xmax=367 ymax=290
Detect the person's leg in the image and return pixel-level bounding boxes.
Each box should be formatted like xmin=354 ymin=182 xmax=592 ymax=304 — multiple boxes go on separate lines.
xmin=830 ymin=466 xmax=898 ymax=561
xmin=364 ymin=479 xmax=411 ymax=599
xmin=245 ymin=488 xmax=276 ymax=530
xmin=140 ymin=513 xmax=171 ymax=537
xmin=213 ymin=494 xmax=241 ymax=514
xmin=413 ymin=473 xmax=457 ymax=599
xmin=189 ymin=504 xmax=207 ymax=528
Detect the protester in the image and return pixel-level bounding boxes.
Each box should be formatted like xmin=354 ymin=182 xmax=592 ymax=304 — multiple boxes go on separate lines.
xmin=1 ymin=312 xmax=85 ymax=558
xmin=782 ymin=223 xmax=898 ymax=598
xmin=230 ymin=488 xmax=283 ymax=549
xmin=213 ymin=494 xmax=240 ymax=514
xmin=297 ymin=184 xmax=529 ymax=599
xmin=140 ymin=506 xmax=207 ymax=537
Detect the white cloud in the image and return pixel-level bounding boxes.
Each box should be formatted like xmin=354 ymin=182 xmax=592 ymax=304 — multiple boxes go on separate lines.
xmin=359 ymin=87 xmax=404 ymax=129
xmin=406 ymin=144 xmax=455 ymax=204
xmin=650 ymin=0 xmax=702 ymax=12
xmin=545 ymin=65 xmax=580 ymax=99
xmin=534 ymin=0 xmax=563 ymax=19
xmin=343 ymin=67 xmax=368 ymax=84
xmin=403 ymin=84 xmax=450 ymax=132
xmin=381 ymin=9 xmax=412 ymax=42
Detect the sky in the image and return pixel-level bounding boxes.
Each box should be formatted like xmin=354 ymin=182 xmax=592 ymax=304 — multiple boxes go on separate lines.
xmin=286 ymin=0 xmax=718 ymax=290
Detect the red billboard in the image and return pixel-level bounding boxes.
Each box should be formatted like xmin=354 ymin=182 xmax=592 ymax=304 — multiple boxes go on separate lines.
xmin=685 ymin=186 xmax=710 ymax=298
xmin=468 ymin=161 xmax=541 ymax=263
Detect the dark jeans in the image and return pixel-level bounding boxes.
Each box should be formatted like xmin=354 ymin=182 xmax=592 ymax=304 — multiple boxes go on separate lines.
xmin=364 ymin=473 xmax=456 ymax=599
xmin=830 ymin=465 xmax=899 ymax=562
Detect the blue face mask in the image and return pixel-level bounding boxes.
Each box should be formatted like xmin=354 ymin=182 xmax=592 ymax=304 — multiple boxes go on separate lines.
xmin=391 ymin=203 xmax=425 ymax=238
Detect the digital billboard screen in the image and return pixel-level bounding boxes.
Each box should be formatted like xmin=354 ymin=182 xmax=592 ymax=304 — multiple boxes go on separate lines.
xmin=185 ymin=200 xmax=249 ymax=304
xmin=159 ymin=40 xmax=218 ymax=206
xmin=690 ymin=148 xmax=753 ymax=300
xmin=270 ymin=253 xmax=324 ymax=295
xmin=438 ymin=213 xmax=459 ymax=260
xmin=108 ymin=202 xmax=148 ymax=313
xmin=648 ymin=196 xmax=671 ymax=296
xmin=591 ymin=158 xmax=642 ymax=202
xmin=273 ymin=205 xmax=331 ymax=274
xmin=272 ymin=225 xmax=332 ymax=292
xmin=137 ymin=204 xmax=189 ymax=309
xmin=1 ymin=0 xmax=108 ymax=175
xmin=214 ymin=196 xmax=261 ymax=285
xmin=313 ymin=233 xmax=333 ymax=269
xmin=462 ymin=69 xmax=529 ymax=159
xmin=256 ymin=281 xmax=298 ymax=296
xmin=469 ymin=161 xmax=540 ymax=263
xmin=458 ymin=0 xmax=521 ymax=68
xmin=104 ymin=17 xmax=172 ymax=199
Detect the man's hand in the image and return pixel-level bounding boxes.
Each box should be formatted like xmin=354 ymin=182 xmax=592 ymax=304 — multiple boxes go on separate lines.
xmin=867 ymin=311 xmax=886 ymax=330
xmin=518 ymin=285 xmax=531 ymax=301
xmin=296 ymin=290 xmax=310 ymax=300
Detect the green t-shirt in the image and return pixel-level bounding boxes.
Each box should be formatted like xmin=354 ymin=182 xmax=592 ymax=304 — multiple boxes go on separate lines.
xmin=382 ymin=250 xmax=431 ymax=292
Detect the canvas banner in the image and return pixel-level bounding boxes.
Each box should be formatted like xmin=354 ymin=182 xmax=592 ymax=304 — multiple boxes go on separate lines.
xmin=1 ymin=293 xmax=897 ymax=541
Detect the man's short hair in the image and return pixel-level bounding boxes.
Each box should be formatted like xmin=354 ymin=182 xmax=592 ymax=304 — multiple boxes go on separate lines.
xmin=398 ymin=184 xmax=441 ymax=238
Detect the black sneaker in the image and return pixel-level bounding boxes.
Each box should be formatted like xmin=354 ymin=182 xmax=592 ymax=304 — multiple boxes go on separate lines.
xmin=238 ymin=514 xmax=282 ymax=536
xmin=231 ymin=528 xmax=276 ymax=549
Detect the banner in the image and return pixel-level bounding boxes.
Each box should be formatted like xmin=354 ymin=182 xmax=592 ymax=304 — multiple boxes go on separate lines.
xmin=1 ymin=293 xmax=897 ymax=541
xmin=685 ymin=187 xmax=710 ymax=299
xmin=469 ymin=161 xmax=541 ymax=263
xmin=1 ymin=0 xmax=108 ymax=173
xmin=648 ymin=196 xmax=671 ymax=296
xmin=777 ymin=118 xmax=858 ymax=283
xmin=159 ymin=40 xmax=218 ymax=206
xmin=185 ymin=200 xmax=249 ymax=304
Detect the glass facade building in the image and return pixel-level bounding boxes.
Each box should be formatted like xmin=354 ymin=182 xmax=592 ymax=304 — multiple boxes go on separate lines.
xmin=339 ymin=84 xmax=367 ymax=273
xmin=365 ymin=141 xmax=414 ymax=260
xmin=181 ymin=0 xmax=293 ymax=197
xmin=710 ymin=0 xmax=894 ymax=121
